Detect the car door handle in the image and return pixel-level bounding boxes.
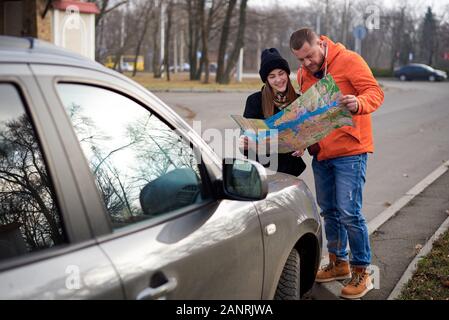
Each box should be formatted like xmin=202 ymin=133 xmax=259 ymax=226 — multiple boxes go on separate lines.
xmin=136 ymin=277 xmax=178 ymax=300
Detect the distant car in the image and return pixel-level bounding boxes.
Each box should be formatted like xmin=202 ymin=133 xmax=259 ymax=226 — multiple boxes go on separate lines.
xmin=209 ymin=62 xmax=217 ymax=73
xmin=394 ymin=64 xmax=447 ymax=81
xmin=168 ymin=62 xmax=190 ymax=72
xmin=0 ymin=36 xmax=321 ymax=300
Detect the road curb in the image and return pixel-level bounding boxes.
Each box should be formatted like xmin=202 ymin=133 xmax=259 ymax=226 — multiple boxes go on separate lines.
xmin=313 ymin=160 xmax=449 ymax=300
xmin=368 ymin=160 xmax=449 ymax=234
xmin=387 ymin=215 xmax=449 ymax=300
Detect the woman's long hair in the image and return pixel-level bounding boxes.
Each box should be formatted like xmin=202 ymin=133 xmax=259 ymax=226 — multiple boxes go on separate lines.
xmin=261 ymin=78 xmax=297 ymax=118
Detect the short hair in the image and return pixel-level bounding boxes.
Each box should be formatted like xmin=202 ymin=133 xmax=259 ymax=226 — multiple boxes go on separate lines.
xmin=290 ymin=28 xmax=318 ymax=50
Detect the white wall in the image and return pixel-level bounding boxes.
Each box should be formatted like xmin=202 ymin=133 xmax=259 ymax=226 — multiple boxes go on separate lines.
xmin=53 ymin=7 xmax=95 ymax=60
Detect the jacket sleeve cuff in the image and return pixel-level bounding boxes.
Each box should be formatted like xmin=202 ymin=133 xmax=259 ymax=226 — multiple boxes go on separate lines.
xmin=354 ymin=97 xmax=363 ymax=115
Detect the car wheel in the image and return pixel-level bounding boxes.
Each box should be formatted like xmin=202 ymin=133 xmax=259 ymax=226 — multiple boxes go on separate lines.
xmin=274 ymin=248 xmax=301 ymax=300
xmin=399 ymin=75 xmax=407 ymax=81
xmin=429 ymin=75 xmax=436 ymax=82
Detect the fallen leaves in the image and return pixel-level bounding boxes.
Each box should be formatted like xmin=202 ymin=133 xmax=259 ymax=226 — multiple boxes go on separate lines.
xmin=442 ymin=280 xmax=449 ymax=288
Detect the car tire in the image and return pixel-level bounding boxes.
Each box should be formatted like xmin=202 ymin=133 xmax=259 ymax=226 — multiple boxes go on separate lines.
xmin=399 ymin=75 xmax=407 ymax=81
xmin=274 ymin=248 xmax=301 ymax=300
xmin=429 ymin=75 xmax=436 ymax=82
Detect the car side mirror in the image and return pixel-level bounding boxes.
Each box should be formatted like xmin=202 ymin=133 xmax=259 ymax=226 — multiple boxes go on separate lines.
xmin=222 ymin=158 xmax=268 ymax=201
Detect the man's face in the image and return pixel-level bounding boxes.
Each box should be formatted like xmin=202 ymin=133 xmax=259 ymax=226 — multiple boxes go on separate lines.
xmin=291 ymin=39 xmax=325 ymax=74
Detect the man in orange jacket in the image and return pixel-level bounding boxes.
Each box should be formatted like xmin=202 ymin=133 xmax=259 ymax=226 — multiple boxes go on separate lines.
xmin=290 ymin=28 xmax=384 ymax=299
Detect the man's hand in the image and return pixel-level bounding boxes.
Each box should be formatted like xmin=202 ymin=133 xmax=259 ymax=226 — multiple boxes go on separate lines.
xmin=340 ymin=95 xmax=359 ymax=114
xmin=292 ymin=149 xmax=305 ymax=157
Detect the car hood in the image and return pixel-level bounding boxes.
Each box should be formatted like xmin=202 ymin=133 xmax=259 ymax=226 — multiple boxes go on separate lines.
xmin=435 ymin=69 xmax=447 ymax=78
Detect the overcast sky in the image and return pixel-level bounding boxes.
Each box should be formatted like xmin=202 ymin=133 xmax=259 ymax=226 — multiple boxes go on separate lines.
xmin=249 ymin=0 xmax=449 ymax=19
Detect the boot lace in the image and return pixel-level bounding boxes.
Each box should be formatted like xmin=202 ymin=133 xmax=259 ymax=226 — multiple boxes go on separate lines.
xmin=320 ymin=261 xmax=335 ymax=272
xmin=344 ymin=269 xmax=366 ymax=287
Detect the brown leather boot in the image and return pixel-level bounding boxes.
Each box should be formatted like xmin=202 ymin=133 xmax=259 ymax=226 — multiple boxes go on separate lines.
xmin=340 ymin=266 xmax=374 ymax=299
xmin=315 ymin=253 xmax=351 ymax=283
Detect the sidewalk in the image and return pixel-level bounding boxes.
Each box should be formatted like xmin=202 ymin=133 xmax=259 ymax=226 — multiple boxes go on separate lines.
xmin=309 ymin=163 xmax=449 ymax=300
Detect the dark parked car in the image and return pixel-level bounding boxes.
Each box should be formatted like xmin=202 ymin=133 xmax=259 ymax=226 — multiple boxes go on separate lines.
xmin=0 ymin=36 xmax=321 ymax=299
xmin=394 ymin=63 xmax=447 ymax=81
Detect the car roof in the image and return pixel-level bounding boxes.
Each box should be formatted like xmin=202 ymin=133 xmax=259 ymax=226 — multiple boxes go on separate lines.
xmin=407 ymin=63 xmax=433 ymax=69
xmin=0 ymin=36 xmax=113 ymax=74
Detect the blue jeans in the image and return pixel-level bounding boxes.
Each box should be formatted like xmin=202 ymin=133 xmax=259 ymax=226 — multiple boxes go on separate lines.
xmin=312 ymin=153 xmax=371 ymax=267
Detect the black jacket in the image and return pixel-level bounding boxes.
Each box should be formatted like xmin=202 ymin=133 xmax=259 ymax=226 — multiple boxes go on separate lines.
xmin=243 ymin=91 xmax=306 ymax=177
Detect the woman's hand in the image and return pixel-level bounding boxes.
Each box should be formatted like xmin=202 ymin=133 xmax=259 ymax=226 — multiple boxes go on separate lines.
xmin=292 ymin=149 xmax=305 ymax=157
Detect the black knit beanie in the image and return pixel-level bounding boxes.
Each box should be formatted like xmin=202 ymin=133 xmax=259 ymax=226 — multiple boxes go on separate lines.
xmin=259 ymin=48 xmax=291 ymax=83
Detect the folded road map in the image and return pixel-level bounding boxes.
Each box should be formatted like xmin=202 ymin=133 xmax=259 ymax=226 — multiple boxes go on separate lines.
xmin=232 ymin=74 xmax=353 ymax=153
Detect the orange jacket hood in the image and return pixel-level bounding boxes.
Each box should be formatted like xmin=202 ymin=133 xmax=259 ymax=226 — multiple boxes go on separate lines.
xmin=297 ymin=35 xmax=384 ymax=161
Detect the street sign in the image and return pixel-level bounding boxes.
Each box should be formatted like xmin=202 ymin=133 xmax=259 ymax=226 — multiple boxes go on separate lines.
xmin=353 ymin=25 xmax=367 ymax=40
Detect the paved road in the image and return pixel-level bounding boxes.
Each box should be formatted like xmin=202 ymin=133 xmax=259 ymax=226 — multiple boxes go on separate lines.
xmin=154 ymin=79 xmax=449 ymax=222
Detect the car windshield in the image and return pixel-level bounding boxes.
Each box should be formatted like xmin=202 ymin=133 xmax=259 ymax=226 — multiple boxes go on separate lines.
xmin=418 ymin=65 xmax=435 ymax=72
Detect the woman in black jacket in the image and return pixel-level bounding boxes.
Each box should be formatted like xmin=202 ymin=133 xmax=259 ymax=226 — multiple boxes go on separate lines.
xmin=241 ymin=48 xmax=306 ymax=176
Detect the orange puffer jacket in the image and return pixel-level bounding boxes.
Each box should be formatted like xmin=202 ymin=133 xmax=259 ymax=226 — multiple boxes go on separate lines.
xmin=297 ymin=36 xmax=384 ymax=161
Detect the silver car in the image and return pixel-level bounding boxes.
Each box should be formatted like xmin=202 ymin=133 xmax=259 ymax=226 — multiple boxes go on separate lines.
xmin=0 ymin=36 xmax=321 ymax=300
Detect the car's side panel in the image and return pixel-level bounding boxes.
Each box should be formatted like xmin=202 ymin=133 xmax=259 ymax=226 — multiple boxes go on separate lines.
xmin=0 ymin=64 xmax=123 ymax=299
xmin=28 ymin=64 xmax=264 ymax=299
xmin=98 ymin=200 xmax=264 ymax=299
xmin=0 ymin=244 xmax=124 ymax=299
xmin=253 ymin=173 xmax=321 ymax=299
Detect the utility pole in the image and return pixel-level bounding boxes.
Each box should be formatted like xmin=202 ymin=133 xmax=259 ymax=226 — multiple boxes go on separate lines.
xmin=174 ymin=27 xmax=178 ymax=73
xmin=236 ymin=48 xmax=243 ymax=82
xmin=180 ymin=30 xmax=184 ymax=71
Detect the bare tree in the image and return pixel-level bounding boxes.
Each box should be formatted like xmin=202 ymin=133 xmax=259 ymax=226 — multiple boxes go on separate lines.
xmin=420 ymin=6 xmax=438 ymax=66
xmin=215 ymin=0 xmax=236 ymax=83
xmin=1 ymin=115 xmax=64 ymax=249
xmin=164 ymin=1 xmax=174 ymax=81
xmin=91 ymin=0 xmax=129 ymax=27
xmin=132 ymin=1 xmax=153 ymax=77
xmin=222 ymin=0 xmax=248 ymax=83
xmin=185 ymin=0 xmax=202 ymax=80
xmin=91 ymin=0 xmax=129 ymax=60
xmin=216 ymin=0 xmax=248 ymax=84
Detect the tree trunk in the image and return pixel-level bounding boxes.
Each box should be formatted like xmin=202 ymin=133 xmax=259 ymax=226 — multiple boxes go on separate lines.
xmin=165 ymin=1 xmax=173 ymax=81
xmin=220 ymin=0 xmax=248 ymax=84
xmin=201 ymin=0 xmax=216 ymax=83
xmin=340 ymin=0 xmax=349 ymax=45
xmin=187 ymin=0 xmax=201 ymax=80
xmin=152 ymin=2 xmax=162 ymax=78
xmin=216 ymin=0 xmax=237 ymax=83
xmin=132 ymin=3 xmax=152 ymax=77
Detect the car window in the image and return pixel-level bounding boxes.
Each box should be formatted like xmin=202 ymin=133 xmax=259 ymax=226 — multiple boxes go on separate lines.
xmin=57 ymin=84 xmax=209 ymax=230
xmin=0 ymin=84 xmax=66 ymax=262
xmin=415 ymin=66 xmax=426 ymax=73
